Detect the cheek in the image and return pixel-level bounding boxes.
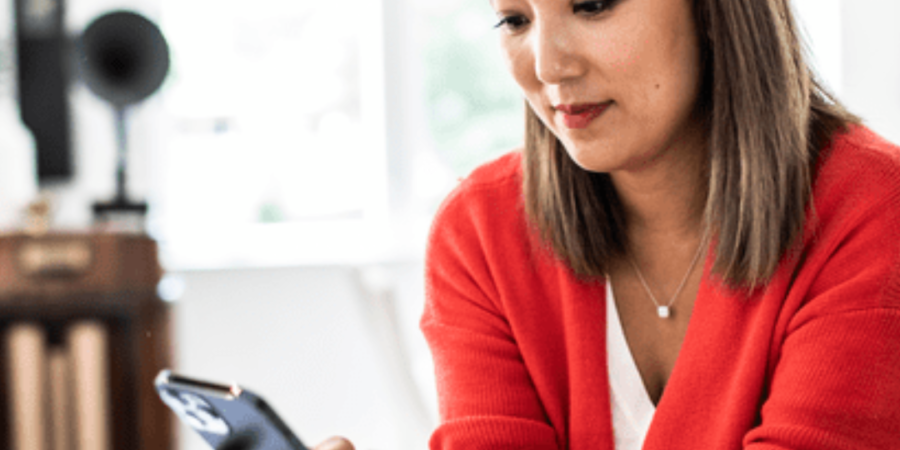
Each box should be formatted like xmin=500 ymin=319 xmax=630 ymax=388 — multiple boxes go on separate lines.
xmin=611 ymin=39 xmax=697 ymax=116
xmin=593 ymin=18 xmax=654 ymax=75
xmin=650 ymin=26 xmax=702 ymax=100
xmin=654 ymin=49 xmax=702 ymax=122
xmin=503 ymin=44 xmax=549 ymax=121
xmin=601 ymin=35 xmax=642 ymax=74
xmin=504 ymin=44 xmax=537 ymax=91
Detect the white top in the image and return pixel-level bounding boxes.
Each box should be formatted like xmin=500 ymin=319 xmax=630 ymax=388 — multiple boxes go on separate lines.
xmin=607 ymin=281 xmax=656 ymax=449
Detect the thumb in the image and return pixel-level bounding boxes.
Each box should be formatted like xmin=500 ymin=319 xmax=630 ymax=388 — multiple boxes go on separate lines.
xmin=315 ymin=436 xmax=355 ymax=450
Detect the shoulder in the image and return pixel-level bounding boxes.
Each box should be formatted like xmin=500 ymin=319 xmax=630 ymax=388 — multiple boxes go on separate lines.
xmin=424 ymin=149 xmax=531 ymax=276
xmin=813 ymin=123 xmax=900 ymax=210
xmin=808 ymin=123 xmax=900 ymax=246
xmin=429 ymin=150 xmax=524 ymax=235
xmin=423 ymin=149 xmax=531 ymax=316
xmin=452 ymin=150 xmax=523 ymax=198
xmin=794 ymin=124 xmax=900 ymax=315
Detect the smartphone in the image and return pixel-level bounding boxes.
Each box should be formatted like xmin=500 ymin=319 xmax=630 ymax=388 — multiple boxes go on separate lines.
xmin=155 ymin=369 xmax=309 ymax=450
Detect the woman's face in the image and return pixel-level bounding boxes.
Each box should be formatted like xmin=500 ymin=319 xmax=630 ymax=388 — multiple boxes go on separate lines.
xmin=492 ymin=0 xmax=704 ymax=173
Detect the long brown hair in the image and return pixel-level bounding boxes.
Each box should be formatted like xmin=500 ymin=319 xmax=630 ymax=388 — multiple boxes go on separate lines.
xmin=522 ymin=0 xmax=862 ymax=293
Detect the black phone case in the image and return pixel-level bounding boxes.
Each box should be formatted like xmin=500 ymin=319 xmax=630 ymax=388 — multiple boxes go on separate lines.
xmin=155 ymin=370 xmax=309 ymax=450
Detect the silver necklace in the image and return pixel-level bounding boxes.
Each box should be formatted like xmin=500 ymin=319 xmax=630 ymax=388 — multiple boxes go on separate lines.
xmin=626 ymin=226 xmax=709 ymax=319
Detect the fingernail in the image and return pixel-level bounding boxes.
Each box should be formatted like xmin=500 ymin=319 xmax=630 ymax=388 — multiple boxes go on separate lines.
xmin=318 ymin=436 xmax=347 ymax=450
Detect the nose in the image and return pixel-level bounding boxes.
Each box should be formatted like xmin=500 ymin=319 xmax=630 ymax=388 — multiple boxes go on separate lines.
xmin=533 ymin=19 xmax=585 ymax=85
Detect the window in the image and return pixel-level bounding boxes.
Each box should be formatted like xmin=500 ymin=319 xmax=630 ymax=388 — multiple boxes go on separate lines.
xmin=418 ymin=0 xmax=523 ymax=178
xmin=154 ymin=0 xmax=390 ymax=269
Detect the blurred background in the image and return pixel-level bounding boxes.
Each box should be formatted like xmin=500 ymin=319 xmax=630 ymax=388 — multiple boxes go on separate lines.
xmin=0 ymin=0 xmax=897 ymax=449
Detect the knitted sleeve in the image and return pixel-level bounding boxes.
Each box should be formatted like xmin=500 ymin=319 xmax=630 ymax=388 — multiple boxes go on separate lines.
xmin=420 ymin=182 xmax=559 ymax=450
xmin=743 ymin=308 xmax=900 ymax=449
xmin=743 ymin=185 xmax=900 ymax=449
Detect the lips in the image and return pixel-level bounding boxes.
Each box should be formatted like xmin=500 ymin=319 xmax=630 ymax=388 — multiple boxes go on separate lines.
xmin=556 ymin=102 xmax=612 ymax=129
xmin=555 ymin=102 xmax=610 ymax=114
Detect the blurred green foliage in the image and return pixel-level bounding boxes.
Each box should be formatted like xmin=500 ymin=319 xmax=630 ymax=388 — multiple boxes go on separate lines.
xmin=423 ymin=0 xmax=525 ymax=177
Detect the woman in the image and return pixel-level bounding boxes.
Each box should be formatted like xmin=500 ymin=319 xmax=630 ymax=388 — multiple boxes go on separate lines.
xmin=316 ymin=0 xmax=900 ymax=448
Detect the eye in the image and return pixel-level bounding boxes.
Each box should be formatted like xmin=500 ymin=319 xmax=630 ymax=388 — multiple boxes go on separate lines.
xmin=493 ymin=0 xmax=617 ymax=33
xmin=493 ymin=14 xmax=529 ymax=32
xmin=574 ymin=0 xmax=613 ymax=16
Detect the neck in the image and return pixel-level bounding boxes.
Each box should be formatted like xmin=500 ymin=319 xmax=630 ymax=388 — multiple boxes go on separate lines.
xmin=610 ymin=122 xmax=710 ymax=244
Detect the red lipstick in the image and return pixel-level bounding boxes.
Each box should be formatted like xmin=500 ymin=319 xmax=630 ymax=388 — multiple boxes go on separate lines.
xmin=556 ymin=102 xmax=612 ymax=129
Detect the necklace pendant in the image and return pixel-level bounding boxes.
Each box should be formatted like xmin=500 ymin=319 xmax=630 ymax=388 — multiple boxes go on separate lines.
xmin=657 ymin=305 xmax=671 ymax=319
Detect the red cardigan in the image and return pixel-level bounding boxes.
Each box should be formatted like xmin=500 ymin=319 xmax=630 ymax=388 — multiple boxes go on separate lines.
xmin=421 ymin=124 xmax=900 ymax=450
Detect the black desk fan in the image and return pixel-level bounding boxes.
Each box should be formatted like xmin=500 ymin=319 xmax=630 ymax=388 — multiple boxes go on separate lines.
xmin=77 ymin=11 xmax=170 ymax=229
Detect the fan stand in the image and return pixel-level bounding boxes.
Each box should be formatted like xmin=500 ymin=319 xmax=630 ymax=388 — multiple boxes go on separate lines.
xmin=91 ymin=105 xmax=148 ymax=232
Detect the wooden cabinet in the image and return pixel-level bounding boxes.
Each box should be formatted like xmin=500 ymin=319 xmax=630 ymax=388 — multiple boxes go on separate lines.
xmin=0 ymin=232 xmax=174 ymax=450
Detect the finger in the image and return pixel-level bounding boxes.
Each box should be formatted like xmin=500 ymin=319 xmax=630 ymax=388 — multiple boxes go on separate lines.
xmin=315 ymin=436 xmax=355 ymax=450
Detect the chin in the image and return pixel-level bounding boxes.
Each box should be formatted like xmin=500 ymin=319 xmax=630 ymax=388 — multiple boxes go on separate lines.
xmin=560 ymin=142 xmax=611 ymax=174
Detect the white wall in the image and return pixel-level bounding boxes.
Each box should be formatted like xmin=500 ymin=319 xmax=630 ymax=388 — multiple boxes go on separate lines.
xmin=840 ymin=0 xmax=900 ymax=143
xmin=792 ymin=0 xmax=843 ymax=94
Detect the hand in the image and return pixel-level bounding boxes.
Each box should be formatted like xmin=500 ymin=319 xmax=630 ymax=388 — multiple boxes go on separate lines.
xmin=314 ymin=436 xmax=355 ymax=450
